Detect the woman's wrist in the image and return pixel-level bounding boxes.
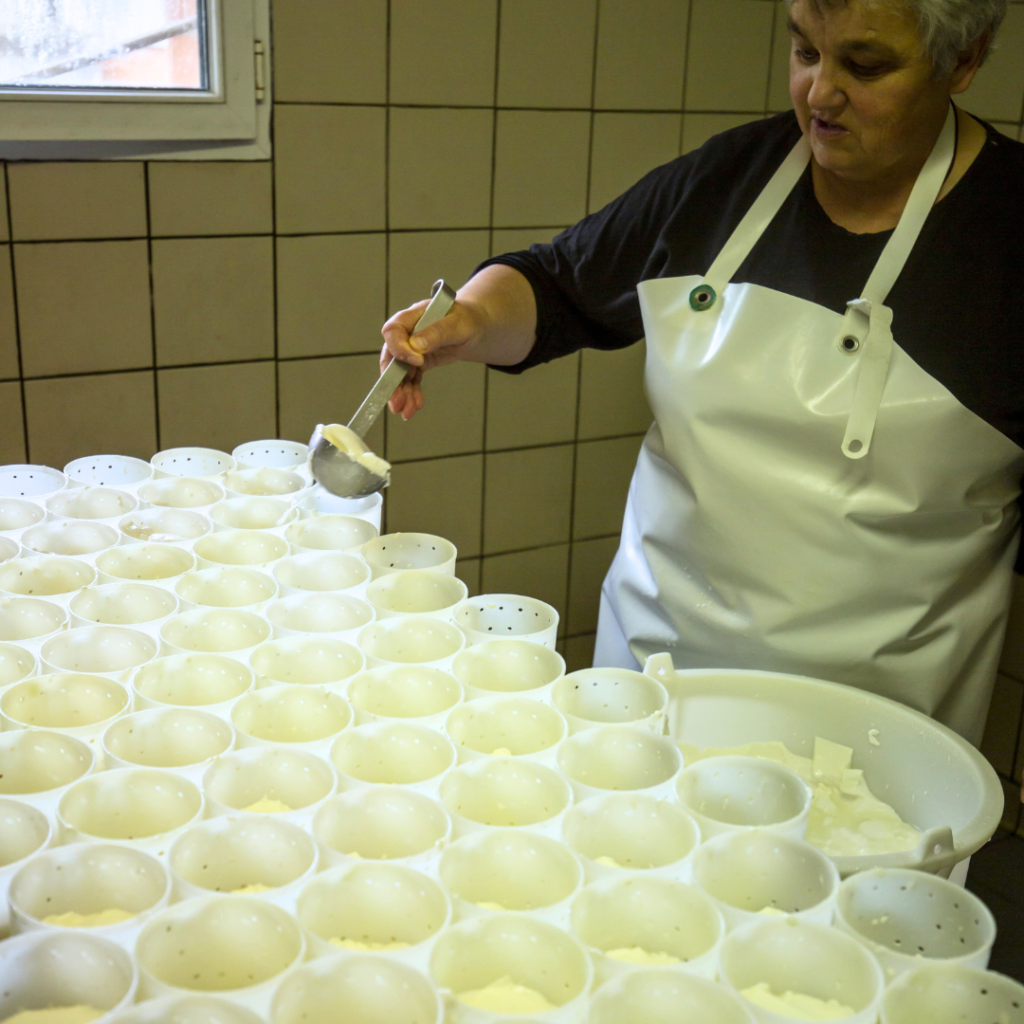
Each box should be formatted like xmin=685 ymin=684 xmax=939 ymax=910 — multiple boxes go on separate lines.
xmin=454 ymin=264 xmax=538 ymax=367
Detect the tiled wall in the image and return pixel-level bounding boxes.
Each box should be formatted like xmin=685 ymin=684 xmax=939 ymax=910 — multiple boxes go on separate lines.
xmin=1 ymin=0 xmax=1023 ymax=813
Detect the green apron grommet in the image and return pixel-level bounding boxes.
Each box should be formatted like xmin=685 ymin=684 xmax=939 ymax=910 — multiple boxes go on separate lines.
xmin=689 ymin=284 xmax=717 ymax=311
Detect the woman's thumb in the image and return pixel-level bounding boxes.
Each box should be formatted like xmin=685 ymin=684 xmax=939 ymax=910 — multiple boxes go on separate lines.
xmin=407 ymin=313 xmax=458 ymax=356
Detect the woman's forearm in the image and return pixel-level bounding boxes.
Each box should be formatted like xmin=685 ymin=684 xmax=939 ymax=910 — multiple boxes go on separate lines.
xmin=456 ymin=264 xmax=539 ymax=367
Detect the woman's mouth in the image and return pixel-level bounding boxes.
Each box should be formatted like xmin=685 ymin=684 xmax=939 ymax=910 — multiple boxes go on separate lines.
xmin=811 ymin=116 xmax=848 ymax=140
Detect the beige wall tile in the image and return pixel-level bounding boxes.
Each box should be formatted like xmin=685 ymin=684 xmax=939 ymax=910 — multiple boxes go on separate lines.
xmin=273 ymin=0 xmax=387 ymax=103
xmin=278 ymin=354 xmax=384 ymax=455
xmin=981 ymin=673 xmax=1024 ymax=778
xmin=493 ymin=111 xmax=591 ymax=227
xmin=0 ymin=170 xmax=9 ymax=242
xmin=993 ymin=122 xmax=1023 ymax=141
xmin=387 ymin=230 xmax=490 ymax=316
xmin=275 ymin=106 xmax=386 ymax=234
xmin=0 ymin=249 xmax=17 ymax=380
xmin=491 ymin=227 xmax=566 ymax=256
xmin=589 ymin=113 xmax=682 ymax=213
xmin=573 ymin=436 xmax=642 ymax=540
xmin=157 ymin=362 xmax=276 ymax=453
xmin=480 ymin=544 xmax=569 ymax=624
xmin=148 ymin=163 xmax=273 ymax=237
xmin=486 ymin=355 xmax=578 ymax=450
xmin=391 ymin=0 xmax=498 ymax=106
xmin=153 ymin=237 xmax=274 ymax=367
xmin=959 ymin=5 xmax=1024 ymax=123
xmin=456 ymin=557 xmax=482 ymax=598
xmin=594 ymin=0 xmax=688 ymax=111
xmin=25 ymin=372 xmax=156 ymax=468
xmin=681 ymin=113 xmax=766 ymax=155
xmin=15 ymin=241 xmax=152 ymax=378
xmin=389 ymin=108 xmax=494 ymax=230
xmin=0 ymin=382 xmax=25 ymax=464
xmin=483 ymin=444 xmax=574 ymax=554
xmin=1000 ymin=572 xmax=1024 ymax=682
xmin=7 ymin=163 xmax=146 ymax=242
xmin=767 ymin=1 xmax=793 ymax=113
xmin=384 ymin=454 xmax=484 ymax=557
xmin=685 ymin=0 xmax=773 ymax=112
xmin=567 ymin=535 xmax=618 ymax=634
xmin=386 ymin=361 xmax=485 ymax=462
xmin=277 ymin=234 xmax=386 ymax=359
xmin=562 ymin=632 xmax=596 ymax=672
xmin=497 ymin=0 xmax=596 ymax=109
xmin=578 ymin=343 xmax=651 ymax=439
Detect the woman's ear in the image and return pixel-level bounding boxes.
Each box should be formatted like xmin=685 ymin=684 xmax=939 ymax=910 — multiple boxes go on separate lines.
xmin=948 ymin=29 xmax=991 ymax=95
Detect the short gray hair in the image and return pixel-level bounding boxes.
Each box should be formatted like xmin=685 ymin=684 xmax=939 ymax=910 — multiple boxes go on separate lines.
xmin=791 ymin=0 xmax=1008 ymax=77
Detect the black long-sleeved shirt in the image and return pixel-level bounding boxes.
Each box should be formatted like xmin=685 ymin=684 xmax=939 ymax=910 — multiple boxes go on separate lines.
xmin=482 ymin=112 xmax=1024 ymax=459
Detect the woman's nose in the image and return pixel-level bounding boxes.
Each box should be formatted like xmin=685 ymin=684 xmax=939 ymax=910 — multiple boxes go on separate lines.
xmin=806 ymin=62 xmax=844 ymax=109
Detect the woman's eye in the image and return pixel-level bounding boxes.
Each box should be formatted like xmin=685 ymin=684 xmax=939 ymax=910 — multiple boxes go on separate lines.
xmin=847 ymin=61 xmax=885 ymax=77
xmin=794 ymin=47 xmax=818 ymax=64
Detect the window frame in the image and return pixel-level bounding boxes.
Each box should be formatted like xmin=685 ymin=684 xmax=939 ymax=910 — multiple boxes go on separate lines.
xmin=0 ymin=0 xmax=270 ymax=161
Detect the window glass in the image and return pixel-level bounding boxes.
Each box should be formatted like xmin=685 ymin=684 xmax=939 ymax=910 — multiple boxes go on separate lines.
xmin=0 ymin=0 xmax=207 ymax=90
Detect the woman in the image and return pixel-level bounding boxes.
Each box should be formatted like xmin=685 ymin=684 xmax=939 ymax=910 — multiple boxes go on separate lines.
xmin=380 ymin=0 xmax=1024 ymax=754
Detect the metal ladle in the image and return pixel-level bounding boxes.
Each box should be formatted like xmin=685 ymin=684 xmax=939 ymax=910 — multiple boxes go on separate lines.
xmin=309 ymin=279 xmax=457 ymax=498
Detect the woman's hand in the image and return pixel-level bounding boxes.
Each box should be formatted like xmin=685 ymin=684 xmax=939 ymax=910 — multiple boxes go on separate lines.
xmin=380 ymin=298 xmax=485 ymax=420
xmin=379 ymin=264 xmax=539 ymax=420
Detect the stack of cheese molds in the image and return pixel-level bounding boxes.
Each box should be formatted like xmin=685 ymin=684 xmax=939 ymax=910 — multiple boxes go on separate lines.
xmin=0 ymin=444 xmax=1021 ymax=1024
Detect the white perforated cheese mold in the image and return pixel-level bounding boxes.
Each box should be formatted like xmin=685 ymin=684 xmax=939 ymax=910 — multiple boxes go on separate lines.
xmin=0 ymin=446 xmax=1016 ymax=1024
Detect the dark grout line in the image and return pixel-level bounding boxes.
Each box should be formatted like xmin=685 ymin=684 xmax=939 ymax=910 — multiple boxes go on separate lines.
xmin=277 ymin=350 xmax=380 ymax=364
xmin=383 ymin=433 xmax=646 ymax=467
xmin=21 ymin=358 xmax=280 ymax=383
xmin=8 ymin=233 xmax=276 ymax=245
xmin=479 ymin=0 xmax=503 ymax=570
xmin=269 ymin=80 xmax=281 ymax=441
xmin=5 ymin=225 xmax=585 ymax=245
xmin=763 ymin=0 xmax=779 ymax=116
xmin=8 ymin=234 xmax=150 ymax=245
xmin=563 ymin=0 xmax=605 ymax=629
xmin=142 ymin=163 xmax=161 ymax=452
xmin=3 ymin=164 xmax=31 ymax=463
xmin=271 ymin=99 xmax=772 ymax=117
xmin=380 ymin=0 xmax=393 ymax=536
xmin=476 ymin=536 xmax=617 ymax=562
xmin=678 ymin=0 xmax=696 ymax=154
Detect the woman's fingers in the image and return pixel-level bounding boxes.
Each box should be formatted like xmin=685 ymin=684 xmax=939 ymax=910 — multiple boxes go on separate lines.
xmin=383 ymin=298 xmax=473 ymax=364
xmin=381 ymin=301 xmax=430 ymax=366
xmin=380 ymin=295 xmax=478 ymax=420
xmin=386 ymin=363 xmax=425 ymax=420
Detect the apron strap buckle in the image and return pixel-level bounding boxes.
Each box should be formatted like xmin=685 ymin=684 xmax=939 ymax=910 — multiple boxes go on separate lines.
xmin=840 ymin=298 xmax=895 ymax=460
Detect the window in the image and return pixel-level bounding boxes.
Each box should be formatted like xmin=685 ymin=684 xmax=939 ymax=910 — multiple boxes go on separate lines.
xmin=0 ymin=0 xmax=270 ymax=160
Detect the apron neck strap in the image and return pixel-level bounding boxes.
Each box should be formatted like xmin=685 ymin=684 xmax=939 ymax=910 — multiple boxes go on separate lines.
xmin=702 ymin=104 xmax=958 ymax=299
xmin=703 ymin=134 xmax=811 ymax=294
xmin=837 ymin=104 xmax=958 ymax=461
xmin=860 ymin=103 xmax=957 ymax=304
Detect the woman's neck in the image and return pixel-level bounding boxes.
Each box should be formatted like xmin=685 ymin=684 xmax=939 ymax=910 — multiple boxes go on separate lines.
xmin=812 ymin=106 xmax=987 ymax=234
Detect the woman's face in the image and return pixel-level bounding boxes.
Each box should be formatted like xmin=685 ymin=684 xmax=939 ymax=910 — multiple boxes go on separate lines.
xmin=788 ymin=0 xmax=976 ymax=183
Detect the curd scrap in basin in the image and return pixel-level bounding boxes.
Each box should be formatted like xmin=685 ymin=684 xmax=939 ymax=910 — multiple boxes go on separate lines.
xmin=680 ymin=737 xmax=921 ymax=858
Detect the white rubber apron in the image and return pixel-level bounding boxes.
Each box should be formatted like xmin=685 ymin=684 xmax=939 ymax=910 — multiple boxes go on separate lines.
xmin=596 ymin=108 xmax=1024 ymax=744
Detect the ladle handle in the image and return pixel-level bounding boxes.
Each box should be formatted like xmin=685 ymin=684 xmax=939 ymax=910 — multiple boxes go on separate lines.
xmin=347 ymin=278 xmax=457 ymax=438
